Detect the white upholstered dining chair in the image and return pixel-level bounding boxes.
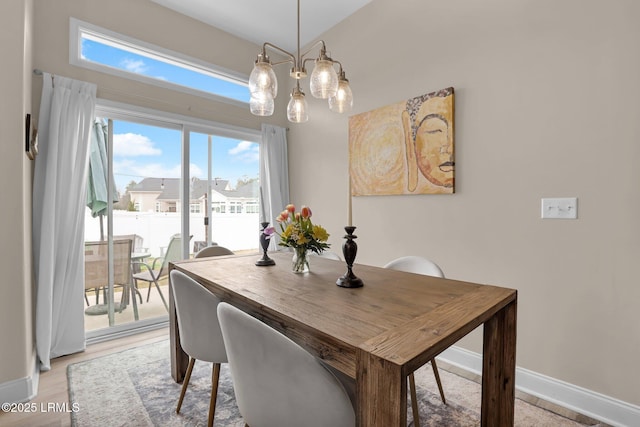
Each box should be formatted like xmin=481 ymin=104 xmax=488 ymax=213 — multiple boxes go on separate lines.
xmin=194 ymin=245 xmax=234 ymax=258
xmin=383 ymin=255 xmax=447 ymax=427
xmin=217 ymin=302 xmax=356 ymax=427
xmin=170 ymin=270 xmax=228 ymax=427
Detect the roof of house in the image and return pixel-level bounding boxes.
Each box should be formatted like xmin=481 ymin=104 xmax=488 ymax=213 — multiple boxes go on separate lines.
xmin=129 ymin=177 xmax=259 ymax=200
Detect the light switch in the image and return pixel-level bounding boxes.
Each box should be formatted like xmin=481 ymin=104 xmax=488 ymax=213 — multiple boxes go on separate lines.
xmin=541 ymin=198 xmax=578 ymax=219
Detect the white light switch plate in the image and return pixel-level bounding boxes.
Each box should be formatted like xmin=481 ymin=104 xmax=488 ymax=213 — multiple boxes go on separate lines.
xmin=541 ymin=198 xmax=578 ymax=219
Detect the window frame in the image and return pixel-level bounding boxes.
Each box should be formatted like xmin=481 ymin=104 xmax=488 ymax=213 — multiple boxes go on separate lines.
xmin=70 ymin=18 xmax=250 ymax=108
xmin=96 ymin=98 xmax=261 ymax=259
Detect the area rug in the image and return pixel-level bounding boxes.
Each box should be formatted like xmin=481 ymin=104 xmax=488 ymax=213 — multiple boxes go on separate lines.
xmin=68 ymin=340 xmax=600 ymax=426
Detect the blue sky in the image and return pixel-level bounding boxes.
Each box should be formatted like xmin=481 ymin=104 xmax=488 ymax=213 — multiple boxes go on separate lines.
xmin=82 ymin=38 xmax=250 ymax=103
xmin=111 ymin=121 xmax=259 ymax=193
xmin=83 ymin=38 xmax=259 ymax=193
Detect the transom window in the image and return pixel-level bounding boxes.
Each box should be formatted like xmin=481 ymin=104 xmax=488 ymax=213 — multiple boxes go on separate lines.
xmin=70 ymin=18 xmax=250 ymax=105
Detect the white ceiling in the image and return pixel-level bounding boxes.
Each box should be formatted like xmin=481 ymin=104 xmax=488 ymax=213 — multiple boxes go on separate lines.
xmin=151 ymin=0 xmax=371 ymax=53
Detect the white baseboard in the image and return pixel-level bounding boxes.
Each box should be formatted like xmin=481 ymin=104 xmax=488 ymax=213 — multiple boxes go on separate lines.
xmin=0 ymin=320 xmax=167 ymax=404
xmin=0 ymin=349 xmax=39 ymax=404
xmin=438 ymin=346 xmax=640 ymax=427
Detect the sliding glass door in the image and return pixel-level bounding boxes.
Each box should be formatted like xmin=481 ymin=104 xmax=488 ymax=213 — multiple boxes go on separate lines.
xmin=84 ymin=117 xmax=183 ymax=333
xmin=189 ymin=131 xmax=260 ymax=255
xmin=84 ymin=101 xmax=262 ymax=339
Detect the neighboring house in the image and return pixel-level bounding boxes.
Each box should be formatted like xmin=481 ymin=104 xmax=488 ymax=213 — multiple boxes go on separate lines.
xmin=128 ymin=177 xmax=259 ymax=214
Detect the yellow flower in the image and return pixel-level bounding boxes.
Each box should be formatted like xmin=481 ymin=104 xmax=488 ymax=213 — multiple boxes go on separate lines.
xmin=312 ymin=225 xmax=329 ymax=242
xmin=276 ymin=203 xmax=331 ymax=254
xmin=282 ymin=224 xmax=293 ymax=240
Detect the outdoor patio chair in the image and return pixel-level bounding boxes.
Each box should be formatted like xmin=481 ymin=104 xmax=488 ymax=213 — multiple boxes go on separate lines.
xmin=84 ymin=239 xmax=138 ymax=320
xmin=114 ymin=234 xmax=146 ymax=253
xmin=132 ymin=234 xmax=190 ymax=311
xmin=114 ymin=234 xmax=146 ymax=303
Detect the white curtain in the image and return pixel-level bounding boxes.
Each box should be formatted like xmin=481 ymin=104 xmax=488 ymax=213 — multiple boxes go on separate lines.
xmin=259 ymin=124 xmax=290 ymax=250
xmin=33 ymin=73 xmax=97 ymax=370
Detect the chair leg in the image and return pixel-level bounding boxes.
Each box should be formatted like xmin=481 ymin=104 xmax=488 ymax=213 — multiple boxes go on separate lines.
xmin=177 ymin=357 xmax=196 ymax=414
xmin=208 ymin=363 xmax=221 ymax=427
xmin=132 ymin=279 xmax=144 ymax=304
xmin=409 ymin=372 xmax=421 ymax=427
xmin=146 ymin=281 xmax=153 ymax=302
xmin=129 ymin=284 xmax=139 ymax=321
xmin=152 ymin=278 xmax=169 ymax=311
xmin=431 ymin=358 xmax=446 ymax=404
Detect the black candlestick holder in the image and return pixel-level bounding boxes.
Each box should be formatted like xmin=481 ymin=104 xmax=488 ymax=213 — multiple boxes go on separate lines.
xmin=336 ymin=226 xmax=364 ymax=288
xmin=255 ymin=221 xmax=276 ymax=266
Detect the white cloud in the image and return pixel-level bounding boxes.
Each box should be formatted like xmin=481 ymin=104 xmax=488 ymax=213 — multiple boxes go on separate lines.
xmin=228 ymin=140 xmax=259 ymax=163
xmin=228 ymin=140 xmax=254 ymax=155
xmin=190 ymin=164 xmax=204 ymax=177
xmin=121 ymin=58 xmax=147 ymax=74
xmin=113 ymin=133 xmax=162 ymax=157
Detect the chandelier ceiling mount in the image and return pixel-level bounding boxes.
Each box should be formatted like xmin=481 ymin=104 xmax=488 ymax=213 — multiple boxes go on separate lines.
xmin=248 ymin=0 xmax=353 ymax=123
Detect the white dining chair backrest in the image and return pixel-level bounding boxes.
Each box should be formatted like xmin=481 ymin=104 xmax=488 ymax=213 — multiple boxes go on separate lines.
xmin=383 ymin=255 xmax=444 ymax=278
xmin=195 ymin=245 xmax=234 ymax=258
xmin=383 ymin=255 xmax=447 ymax=426
xmin=170 ymin=270 xmax=227 ymax=363
xmin=217 ymin=302 xmax=356 ymax=427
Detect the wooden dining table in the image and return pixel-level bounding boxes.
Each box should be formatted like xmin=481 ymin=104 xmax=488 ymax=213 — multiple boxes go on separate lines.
xmin=169 ymin=252 xmax=517 ymax=426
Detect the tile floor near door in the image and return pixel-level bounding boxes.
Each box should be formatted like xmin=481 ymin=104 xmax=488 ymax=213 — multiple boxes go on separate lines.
xmin=84 ymin=249 xmax=258 ymax=331
xmin=84 ymin=279 xmax=170 ymax=331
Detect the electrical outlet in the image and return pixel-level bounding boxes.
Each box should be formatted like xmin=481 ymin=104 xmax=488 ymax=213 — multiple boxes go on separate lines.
xmin=541 ymin=198 xmax=578 ymax=219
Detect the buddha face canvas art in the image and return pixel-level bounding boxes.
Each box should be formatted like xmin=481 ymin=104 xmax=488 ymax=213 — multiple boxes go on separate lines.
xmin=349 ymin=87 xmax=454 ymax=196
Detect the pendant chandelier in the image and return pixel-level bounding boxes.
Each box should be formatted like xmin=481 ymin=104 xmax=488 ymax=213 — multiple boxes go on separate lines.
xmin=248 ymin=0 xmax=354 ymax=123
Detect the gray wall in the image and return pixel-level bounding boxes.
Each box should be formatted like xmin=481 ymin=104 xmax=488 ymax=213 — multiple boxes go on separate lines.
xmin=2 ymin=0 xmax=638 ymax=412
xmin=288 ymin=0 xmax=640 ymax=406
xmin=0 ymin=0 xmax=35 ymax=395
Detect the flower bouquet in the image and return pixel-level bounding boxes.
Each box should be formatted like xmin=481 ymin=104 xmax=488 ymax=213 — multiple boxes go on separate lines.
xmin=264 ymin=204 xmax=330 ymax=273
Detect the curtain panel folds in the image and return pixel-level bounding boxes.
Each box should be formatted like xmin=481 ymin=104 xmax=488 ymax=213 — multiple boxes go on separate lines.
xmin=32 ymin=73 xmax=97 ymax=370
xmin=259 ymin=124 xmax=290 ymax=251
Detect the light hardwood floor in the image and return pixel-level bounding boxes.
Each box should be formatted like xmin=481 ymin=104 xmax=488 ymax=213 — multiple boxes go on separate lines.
xmin=1 ymin=325 xmax=605 ymax=427
xmin=0 ymin=328 xmax=169 ymax=427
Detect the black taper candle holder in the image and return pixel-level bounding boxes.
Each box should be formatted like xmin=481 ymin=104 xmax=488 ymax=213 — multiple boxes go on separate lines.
xmin=255 ymin=221 xmax=276 ymax=266
xmin=336 ymin=226 xmax=364 ymax=288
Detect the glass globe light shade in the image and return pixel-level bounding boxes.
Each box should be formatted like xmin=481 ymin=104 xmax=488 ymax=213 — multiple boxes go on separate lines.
xmin=287 ymin=90 xmax=309 ymax=123
xmin=250 ymin=93 xmax=274 ymax=116
xmin=329 ymin=79 xmax=353 ymax=113
xmin=309 ymin=59 xmax=338 ymax=99
xmin=249 ymin=61 xmax=277 ymax=99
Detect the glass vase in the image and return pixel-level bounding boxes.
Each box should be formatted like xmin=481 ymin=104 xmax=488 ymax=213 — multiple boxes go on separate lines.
xmin=292 ymin=247 xmax=310 ymax=274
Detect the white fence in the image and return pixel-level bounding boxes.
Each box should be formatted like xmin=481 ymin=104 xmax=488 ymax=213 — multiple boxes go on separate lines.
xmin=84 ymin=209 xmax=261 ymax=257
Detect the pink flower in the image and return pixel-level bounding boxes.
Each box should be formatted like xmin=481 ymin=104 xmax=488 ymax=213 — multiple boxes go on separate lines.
xmin=286 ymin=204 xmax=296 ymax=213
xmin=300 ymin=206 xmax=312 ymax=218
xmin=263 ymin=226 xmax=276 ymax=238
xmin=277 ymin=210 xmax=289 ymax=222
